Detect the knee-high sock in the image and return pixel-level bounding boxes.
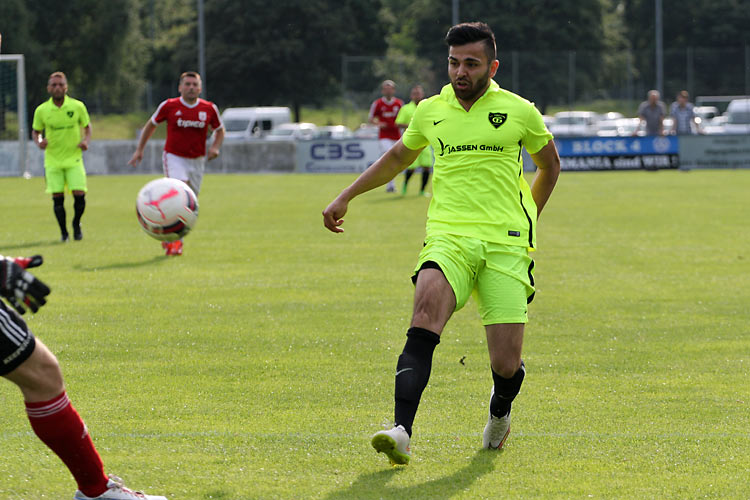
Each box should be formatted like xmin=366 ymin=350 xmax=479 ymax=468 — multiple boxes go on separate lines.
xmin=25 ymin=392 xmax=109 ymax=497
xmin=53 ymin=196 xmax=67 ymax=235
xmin=490 ymin=361 xmax=526 ymax=418
xmin=72 ymin=194 xmax=86 ymax=229
xmin=420 ymin=169 xmax=430 ymax=193
xmin=394 ymin=327 xmax=440 ymax=436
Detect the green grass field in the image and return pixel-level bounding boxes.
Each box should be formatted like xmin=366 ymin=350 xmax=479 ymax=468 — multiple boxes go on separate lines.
xmin=1 ymin=170 xmax=749 ymax=499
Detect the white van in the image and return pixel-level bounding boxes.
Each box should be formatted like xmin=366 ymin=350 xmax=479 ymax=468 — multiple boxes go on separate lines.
xmin=724 ymin=99 xmax=750 ymax=134
xmin=221 ymin=107 xmax=291 ymax=140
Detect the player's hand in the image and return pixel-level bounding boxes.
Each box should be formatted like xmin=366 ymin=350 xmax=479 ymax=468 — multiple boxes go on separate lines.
xmin=322 ymin=196 xmax=348 ymax=233
xmin=37 ymin=138 xmax=48 ymax=150
xmin=0 ymin=257 xmax=51 ymax=315
xmin=127 ymin=151 xmax=142 ymax=168
xmin=207 ymin=147 xmax=220 ymax=161
xmin=78 ymin=140 xmax=89 ymax=151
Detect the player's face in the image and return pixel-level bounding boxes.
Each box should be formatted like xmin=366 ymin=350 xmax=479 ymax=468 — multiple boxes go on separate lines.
xmin=448 ymin=42 xmax=498 ymax=104
xmin=382 ymin=83 xmax=395 ymax=98
xmin=410 ymin=86 xmax=424 ymax=103
xmin=47 ymin=76 xmax=68 ymax=100
xmin=179 ymin=76 xmax=202 ymax=102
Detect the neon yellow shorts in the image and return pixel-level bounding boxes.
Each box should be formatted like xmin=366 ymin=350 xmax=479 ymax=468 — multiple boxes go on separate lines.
xmin=413 ymin=233 xmax=535 ymax=325
xmin=45 ymin=164 xmax=87 ymax=194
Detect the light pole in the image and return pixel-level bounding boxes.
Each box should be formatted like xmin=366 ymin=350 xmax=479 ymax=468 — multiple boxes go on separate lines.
xmin=452 ymin=0 xmax=459 ymax=25
xmin=198 ymin=0 xmax=206 ymax=97
xmin=655 ymin=0 xmax=663 ymax=96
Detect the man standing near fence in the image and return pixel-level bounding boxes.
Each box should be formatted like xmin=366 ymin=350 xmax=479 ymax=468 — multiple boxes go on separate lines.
xmin=31 ymin=72 xmax=92 ymax=242
xmin=636 ymin=90 xmax=666 ymax=136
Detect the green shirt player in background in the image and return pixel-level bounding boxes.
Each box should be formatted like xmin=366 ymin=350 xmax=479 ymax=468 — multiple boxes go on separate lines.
xmin=395 ymin=85 xmax=433 ymax=196
xmin=32 ymin=72 xmax=92 ymax=242
xmin=323 ymin=21 xmax=560 ymax=465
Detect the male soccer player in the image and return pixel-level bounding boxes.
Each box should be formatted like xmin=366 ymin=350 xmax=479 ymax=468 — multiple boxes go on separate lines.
xmin=323 ymin=22 xmax=560 ymax=465
xmin=395 ymin=85 xmax=433 ymax=196
xmin=128 ymin=71 xmax=224 ymax=256
xmin=31 ymin=72 xmax=91 ymax=242
xmin=0 ymin=255 xmax=167 ymax=499
xmin=369 ymin=80 xmax=404 ymax=193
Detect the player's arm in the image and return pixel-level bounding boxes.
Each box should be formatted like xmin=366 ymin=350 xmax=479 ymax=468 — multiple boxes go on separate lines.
xmin=31 ymin=129 xmax=47 ymax=150
xmin=128 ymin=120 xmax=158 ymax=167
xmin=529 ymin=140 xmax=560 ymax=218
xmin=323 ymin=140 xmax=422 ymax=233
xmin=207 ymin=126 xmax=224 ymax=161
xmin=78 ymin=124 xmax=92 ymax=151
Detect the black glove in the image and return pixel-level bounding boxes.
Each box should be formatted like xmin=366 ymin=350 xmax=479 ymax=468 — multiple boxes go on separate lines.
xmin=0 ymin=256 xmax=51 ymax=315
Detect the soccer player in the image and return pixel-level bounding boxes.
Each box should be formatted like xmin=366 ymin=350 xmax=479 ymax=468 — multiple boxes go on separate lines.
xmin=323 ymin=22 xmax=560 ymax=465
xmin=0 ymin=255 xmax=167 ymax=499
xmin=369 ymin=80 xmax=404 ymax=193
xmin=128 ymin=71 xmax=224 ymax=256
xmin=395 ymin=85 xmax=433 ymax=196
xmin=31 ymin=72 xmax=92 ymax=242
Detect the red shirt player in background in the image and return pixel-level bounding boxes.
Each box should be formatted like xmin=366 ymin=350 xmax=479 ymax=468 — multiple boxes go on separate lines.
xmin=129 ymin=71 xmax=224 ymax=256
xmin=369 ymin=80 xmax=403 ymax=192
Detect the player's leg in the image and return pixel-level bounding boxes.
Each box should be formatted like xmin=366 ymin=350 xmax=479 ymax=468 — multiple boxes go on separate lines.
xmin=475 ymin=243 xmax=535 ymax=449
xmin=402 ymin=168 xmax=415 ymax=194
xmin=0 ymin=304 xmax=109 ymax=497
xmin=380 ymin=139 xmax=397 ymax=192
xmin=66 ymin=163 xmax=88 ymax=241
xmin=44 ymin=167 xmax=68 ymax=241
xmin=372 ymin=235 xmax=476 ymax=465
xmin=420 ymin=167 xmax=431 ymax=196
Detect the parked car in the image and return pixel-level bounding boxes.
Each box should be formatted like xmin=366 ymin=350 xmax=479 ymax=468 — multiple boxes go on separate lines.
xmin=221 ymin=107 xmax=291 ymax=141
xmin=318 ymin=125 xmax=353 ymax=139
xmin=549 ymin=111 xmax=599 ymax=137
xmin=702 ymin=115 xmax=728 ymax=135
xmin=264 ymin=122 xmax=319 ymax=141
xmin=723 ymin=98 xmax=750 ymax=134
xmin=693 ymin=106 xmax=720 ymax=123
xmin=596 ymin=117 xmax=640 ymax=137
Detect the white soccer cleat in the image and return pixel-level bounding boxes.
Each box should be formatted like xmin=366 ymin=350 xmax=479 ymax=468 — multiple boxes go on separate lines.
xmin=74 ymin=475 xmax=168 ymax=500
xmin=483 ymin=388 xmax=511 ymax=450
xmin=371 ymin=424 xmax=411 ymax=465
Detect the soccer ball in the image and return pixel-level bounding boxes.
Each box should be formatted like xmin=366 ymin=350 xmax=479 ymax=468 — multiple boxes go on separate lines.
xmin=136 ymin=178 xmax=198 ymax=241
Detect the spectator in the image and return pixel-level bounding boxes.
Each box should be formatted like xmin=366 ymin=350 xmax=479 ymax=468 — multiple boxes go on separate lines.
xmin=636 ymin=90 xmax=666 ymax=136
xmin=670 ymin=90 xmax=698 ymax=135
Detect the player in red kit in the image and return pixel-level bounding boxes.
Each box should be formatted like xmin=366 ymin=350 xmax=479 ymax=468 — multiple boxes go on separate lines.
xmin=129 ymin=71 xmax=224 ymax=256
xmin=369 ymin=80 xmax=403 ymax=192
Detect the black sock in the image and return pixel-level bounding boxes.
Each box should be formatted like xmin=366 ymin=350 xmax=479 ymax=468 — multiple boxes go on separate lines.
xmin=420 ymin=170 xmax=430 ymax=192
xmin=490 ymin=361 xmax=526 ymax=418
xmin=394 ymin=327 xmax=440 ymax=436
xmin=72 ymin=194 xmax=86 ymax=231
xmin=53 ymin=196 xmax=67 ymax=236
xmin=404 ymin=169 xmax=415 ymax=187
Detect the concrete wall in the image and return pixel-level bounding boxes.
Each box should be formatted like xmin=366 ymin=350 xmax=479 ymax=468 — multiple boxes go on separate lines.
xmin=0 ymin=139 xmax=296 ymax=177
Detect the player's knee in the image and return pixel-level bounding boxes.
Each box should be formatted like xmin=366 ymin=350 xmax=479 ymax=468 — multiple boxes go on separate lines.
xmin=16 ymin=345 xmax=64 ymax=397
xmin=490 ymin=354 xmax=521 ymax=379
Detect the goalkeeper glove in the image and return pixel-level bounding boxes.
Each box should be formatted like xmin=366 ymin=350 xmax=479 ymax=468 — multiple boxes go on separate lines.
xmin=0 ymin=255 xmax=51 ymax=315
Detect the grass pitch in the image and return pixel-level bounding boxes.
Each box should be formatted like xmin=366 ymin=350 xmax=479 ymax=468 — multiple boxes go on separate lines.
xmin=0 ymin=169 xmax=749 ymax=499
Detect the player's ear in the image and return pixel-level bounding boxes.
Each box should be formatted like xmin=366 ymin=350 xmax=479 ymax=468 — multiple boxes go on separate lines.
xmin=489 ymin=59 xmax=499 ymax=78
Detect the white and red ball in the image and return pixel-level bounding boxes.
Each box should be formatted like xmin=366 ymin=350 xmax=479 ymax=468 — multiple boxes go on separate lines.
xmin=136 ymin=178 xmax=198 ymax=241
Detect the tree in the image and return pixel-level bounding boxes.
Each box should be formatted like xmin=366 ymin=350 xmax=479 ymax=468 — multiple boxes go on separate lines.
xmin=202 ymin=0 xmax=387 ymax=120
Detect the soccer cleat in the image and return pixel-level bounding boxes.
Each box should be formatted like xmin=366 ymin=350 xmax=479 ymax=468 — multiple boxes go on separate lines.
xmin=161 ymin=241 xmax=170 ymax=255
xmin=385 ymin=181 xmax=396 ymax=193
xmin=73 ymin=475 xmax=168 ymax=500
xmin=169 ymin=240 xmax=183 ymax=256
xmin=371 ymin=425 xmax=411 ymax=465
xmin=73 ymin=227 xmax=83 ymax=241
xmin=61 ymin=232 xmax=70 ymax=242
xmin=483 ymin=387 xmax=511 ymax=450
xmin=401 ymin=183 xmax=408 ymax=195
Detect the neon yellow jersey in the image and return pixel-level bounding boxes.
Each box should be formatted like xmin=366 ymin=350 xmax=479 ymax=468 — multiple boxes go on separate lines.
xmin=402 ymin=80 xmax=553 ymax=248
xmin=32 ymin=96 xmax=90 ymax=168
xmin=396 ymin=101 xmax=433 ymax=168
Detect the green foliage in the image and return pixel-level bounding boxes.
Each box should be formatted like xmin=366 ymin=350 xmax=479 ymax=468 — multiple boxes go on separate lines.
xmin=1 ymin=171 xmax=750 ymax=498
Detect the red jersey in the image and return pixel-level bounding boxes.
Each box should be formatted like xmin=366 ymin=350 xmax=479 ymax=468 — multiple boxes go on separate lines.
xmin=151 ymin=97 xmax=223 ymax=158
xmin=369 ymin=97 xmax=404 ymax=141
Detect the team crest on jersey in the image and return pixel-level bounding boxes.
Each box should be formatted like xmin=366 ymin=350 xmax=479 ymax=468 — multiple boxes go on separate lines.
xmin=488 ymin=112 xmax=507 ymax=129
xmin=198 ymin=111 xmax=207 ymax=121
xmin=67 ymin=111 xmax=74 ymax=118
